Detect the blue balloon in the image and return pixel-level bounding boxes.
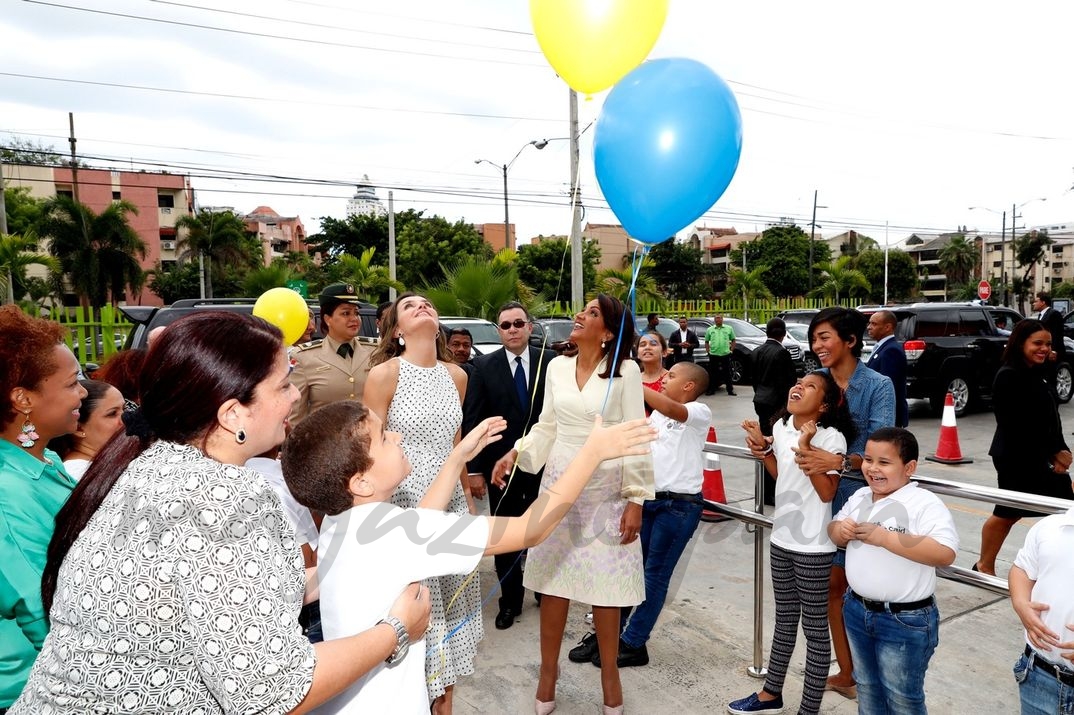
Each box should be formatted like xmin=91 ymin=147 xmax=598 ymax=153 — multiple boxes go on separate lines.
xmin=594 ymin=58 xmax=743 ymax=245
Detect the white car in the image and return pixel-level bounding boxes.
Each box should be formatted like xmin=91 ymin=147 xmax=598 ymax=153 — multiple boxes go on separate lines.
xmin=439 ymin=316 xmax=503 ymax=357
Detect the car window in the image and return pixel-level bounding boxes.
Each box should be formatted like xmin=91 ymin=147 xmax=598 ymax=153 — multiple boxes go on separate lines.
xmin=722 ymin=319 xmax=765 ymax=338
xmin=957 ymin=310 xmax=991 ymax=336
xmin=912 ymin=310 xmax=950 ymax=338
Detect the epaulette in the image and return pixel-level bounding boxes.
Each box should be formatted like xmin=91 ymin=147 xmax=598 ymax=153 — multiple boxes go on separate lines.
xmin=356 ymin=335 xmax=380 ymax=347
xmin=295 ymin=339 xmax=324 ymax=352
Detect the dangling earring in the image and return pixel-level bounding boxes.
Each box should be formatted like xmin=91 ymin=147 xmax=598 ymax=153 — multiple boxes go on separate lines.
xmin=397 ymin=334 xmax=405 ymax=347
xmin=19 ymin=412 xmax=39 ymax=449
xmin=236 ymin=428 xmax=247 ymax=445
xmin=601 ymin=340 xmax=606 ymax=349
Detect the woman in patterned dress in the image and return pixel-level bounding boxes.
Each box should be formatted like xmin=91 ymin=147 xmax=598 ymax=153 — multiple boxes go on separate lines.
xmin=493 ymin=295 xmax=655 ymax=715
xmin=13 ymin=312 xmax=430 ymax=714
xmin=365 ymin=292 xmax=479 ymax=715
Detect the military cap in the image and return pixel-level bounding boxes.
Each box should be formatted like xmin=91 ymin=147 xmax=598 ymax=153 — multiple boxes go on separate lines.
xmin=319 ymin=283 xmax=362 ymax=311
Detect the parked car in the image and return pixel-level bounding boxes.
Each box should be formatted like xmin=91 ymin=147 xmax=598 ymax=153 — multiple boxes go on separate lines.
xmin=439 ymin=316 xmax=503 ymax=357
xmin=687 ymin=316 xmax=804 ymax=384
xmin=530 ymin=317 xmax=574 ymax=354
xmin=774 ymin=309 xmax=819 ymax=327
xmin=784 ymin=323 xmax=821 ymax=372
xmin=987 ymin=306 xmax=1073 ymax=403
xmin=121 ymin=297 xmax=378 ymax=350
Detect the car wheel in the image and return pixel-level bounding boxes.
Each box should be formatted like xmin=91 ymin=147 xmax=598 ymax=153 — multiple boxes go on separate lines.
xmin=730 ymin=356 xmax=746 ymax=384
xmin=930 ymin=375 xmax=971 ymax=417
xmin=1057 ymin=363 xmax=1073 ymax=404
xmin=803 ymin=353 xmax=821 ymax=372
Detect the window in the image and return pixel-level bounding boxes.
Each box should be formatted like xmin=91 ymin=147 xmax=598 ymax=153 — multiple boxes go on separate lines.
xmin=112 ymin=191 xmax=121 ymax=201
xmin=913 ymin=311 xmax=950 ymax=338
xmin=957 ymin=310 xmax=990 ymax=336
xmin=157 ymin=193 xmax=175 ymax=209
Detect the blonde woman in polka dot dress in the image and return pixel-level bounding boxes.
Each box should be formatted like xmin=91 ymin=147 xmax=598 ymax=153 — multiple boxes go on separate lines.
xmin=366 ymin=293 xmax=479 ymax=715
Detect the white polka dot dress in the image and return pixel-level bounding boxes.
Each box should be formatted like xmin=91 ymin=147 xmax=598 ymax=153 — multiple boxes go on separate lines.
xmin=387 ymin=358 xmax=483 ymax=702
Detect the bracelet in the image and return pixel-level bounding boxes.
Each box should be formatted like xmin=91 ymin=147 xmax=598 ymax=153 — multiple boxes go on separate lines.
xmin=760 ymin=446 xmax=774 ymax=456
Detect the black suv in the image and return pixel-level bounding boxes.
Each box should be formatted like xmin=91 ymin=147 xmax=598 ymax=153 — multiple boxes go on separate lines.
xmin=883 ymin=302 xmax=1058 ymax=416
xmin=121 ymin=298 xmax=378 ymax=350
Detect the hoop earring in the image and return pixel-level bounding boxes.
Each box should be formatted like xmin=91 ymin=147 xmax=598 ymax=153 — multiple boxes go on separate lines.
xmin=236 ymin=428 xmax=247 ymax=445
xmin=19 ymin=412 xmax=39 ymax=449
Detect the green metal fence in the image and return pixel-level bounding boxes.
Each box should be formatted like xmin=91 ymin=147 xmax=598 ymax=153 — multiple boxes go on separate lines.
xmin=543 ymin=297 xmax=853 ymax=323
xmin=51 ymin=305 xmax=133 ymax=367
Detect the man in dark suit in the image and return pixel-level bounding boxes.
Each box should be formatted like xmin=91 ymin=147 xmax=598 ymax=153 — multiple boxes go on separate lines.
xmin=462 ymin=302 xmax=556 ymax=630
xmin=667 ymin=316 xmax=701 ymax=365
xmin=1034 ymin=291 xmax=1067 ymax=400
xmin=866 ymin=310 xmax=909 ymax=427
xmin=750 ymin=318 xmax=797 ymax=505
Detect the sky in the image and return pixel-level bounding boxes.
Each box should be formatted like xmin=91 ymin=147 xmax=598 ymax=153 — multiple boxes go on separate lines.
xmin=4 ymin=0 xmax=1074 ymax=247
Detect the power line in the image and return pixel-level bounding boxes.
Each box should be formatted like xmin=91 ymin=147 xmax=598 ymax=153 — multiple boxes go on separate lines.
xmin=276 ymin=0 xmax=533 ymax=36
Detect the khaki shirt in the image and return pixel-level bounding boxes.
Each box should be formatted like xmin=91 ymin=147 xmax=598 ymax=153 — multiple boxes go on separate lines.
xmin=289 ymin=335 xmax=376 ymax=425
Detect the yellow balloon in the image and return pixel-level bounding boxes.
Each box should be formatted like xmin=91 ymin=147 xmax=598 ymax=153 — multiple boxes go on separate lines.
xmin=530 ymin=0 xmax=669 ymax=96
xmin=253 ymin=287 xmax=309 ymax=346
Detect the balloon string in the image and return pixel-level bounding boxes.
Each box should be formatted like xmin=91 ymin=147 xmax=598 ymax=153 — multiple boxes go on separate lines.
xmin=598 ymin=244 xmax=644 ymax=415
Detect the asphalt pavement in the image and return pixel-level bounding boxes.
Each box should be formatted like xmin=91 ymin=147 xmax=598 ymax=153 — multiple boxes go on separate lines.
xmin=453 ymin=389 xmax=1071 ymax=714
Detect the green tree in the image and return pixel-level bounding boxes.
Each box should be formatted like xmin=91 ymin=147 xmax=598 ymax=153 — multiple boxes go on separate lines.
xmin=174 ymin=209 xmax=255 ymax=298
xmin=395 ymin=216 xmax=491 ymax=288
xmin=0 ymin=232 xmax=60 ymax=304
xmin=646 ymin=240 xmax=710 ymax=299
xmin=424 ymin=257 xmax=537 ymax=321
xmin=808 ymin=257 xmax=871 ymax=301
xmin=724 ymin=266 xmax=774 ymax=304
xmin=148 ymin=261 xmax=202 ymax=304
xmin=937 ymin=235 xmax=978 ymax=296
xmin=1051 ymin=281 xmax=1074 ymax=300
xmin=308 ymin=210 xmax=425 ymax=259
xmin=329 ymin=247 xmax=403 ymax=301
xmin=516 ymin=237 xmax=600 ymax=301
xmin=848 ymin=249 xmax=918 ymax=303
xmin=592 ymin=260 xmax=663 ymax=307
xmin=38 ymin=196 xmax=147 ymax=307
xmin=836 ymin=231 xmax=878 ymax=257
xmin=0 ymin=136 xmax=65 ymax=165
xmin=4 ymin=186 xmax=47 ymax=235
xmin=242 ymin=264 xmax=293 ymax=296
xmin=730 ymin=225 xmax=831 ymax=297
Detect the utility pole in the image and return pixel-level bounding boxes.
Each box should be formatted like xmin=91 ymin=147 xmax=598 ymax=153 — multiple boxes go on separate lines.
xmin=0 ymin=155 xmax=11 ymax=305
xmin=68 ymin=112 xmax=80 ymax=203
xmin=808 ymin=190 xmax=819 ymax=291
xmin=1000 ymin=211 xmax=1007 ymax=306
xmin=569 ymin=88 xmax=583 ymax=310
xmin=388 ymin=190 xmax=397 ymax=301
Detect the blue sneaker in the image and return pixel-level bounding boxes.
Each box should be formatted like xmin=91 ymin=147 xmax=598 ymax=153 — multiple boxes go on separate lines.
xmin=727 ymin=692 xmax=784 ymax=714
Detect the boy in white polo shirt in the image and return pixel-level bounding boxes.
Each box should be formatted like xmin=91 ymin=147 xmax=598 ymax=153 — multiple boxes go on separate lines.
xmin=829 ymin=427 xmax=958 ymax=715
xmin=1009 ymin=502 xmax=1074 ymax=713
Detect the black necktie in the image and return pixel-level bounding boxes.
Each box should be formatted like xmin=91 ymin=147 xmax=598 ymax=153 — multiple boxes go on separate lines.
xmin=514 ymin=356 xmax=529 ymax=409
xmin=337 ymin=342 xmax=354 ymax=359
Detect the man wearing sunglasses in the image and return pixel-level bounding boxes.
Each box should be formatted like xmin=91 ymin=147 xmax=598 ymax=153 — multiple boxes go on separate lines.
xmin=462 ymin=302 xmax=557 ymax=630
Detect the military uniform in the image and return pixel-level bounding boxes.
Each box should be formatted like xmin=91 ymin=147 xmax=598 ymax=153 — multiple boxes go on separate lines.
xmin=289 ymin=335 xmax=376 ymax=425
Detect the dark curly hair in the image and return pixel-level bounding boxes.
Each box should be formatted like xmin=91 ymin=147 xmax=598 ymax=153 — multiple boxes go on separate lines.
xmin=0 ymin=305 xmax=67 ymax=429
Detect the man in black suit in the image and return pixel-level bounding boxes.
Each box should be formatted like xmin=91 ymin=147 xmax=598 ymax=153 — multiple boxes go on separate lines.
xmin=462 ymin=302 xmax=556 ymax=630
xmin=751 ymin=318 xmax=796 ymax=505
xmin=866 ymin=310 xmax=909 ymax=427
xmin=1034 ymin=291 xmax=1067 ymax=399
xmin=667 ymin=316 xmax=701 ymax=365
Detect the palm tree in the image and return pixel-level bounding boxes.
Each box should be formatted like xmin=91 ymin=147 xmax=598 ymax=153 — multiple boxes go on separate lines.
xmin=174 ymin=209 xmax=253 ymax=298
xmin=808 ymin=257 xmax=871 ymax=302
xmin=724 ymin=266 xmax=773 ymax=321
xmin=0 ymin=232 xmax=60 ymax=304
xmin=38 ymin=196 xmax=147 ymax=308
xmin=937 ymin=235 xmax=978 ymax=295
xmin=593 ymin=255 xmax=663 ymax=308
xmin=242 ymin=264 xmax=293 ymax=296
xmin=424 ymin=257 xmax=534 ymax=321
xmin=331 ymin=247 xmax=403 ymax=300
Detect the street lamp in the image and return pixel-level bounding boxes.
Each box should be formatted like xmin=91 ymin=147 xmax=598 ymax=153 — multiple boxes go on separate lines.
xmin=475 ymin=139 xmax=549 ymax=251
xmin=807 ymin=190 xmax=828 ymax=292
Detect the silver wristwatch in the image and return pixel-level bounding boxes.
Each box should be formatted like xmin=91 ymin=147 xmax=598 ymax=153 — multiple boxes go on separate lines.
xmin=839 ymin=453 xmax=853 ymax=473
xmin=379 ymin=615 xmax=409 ymax=665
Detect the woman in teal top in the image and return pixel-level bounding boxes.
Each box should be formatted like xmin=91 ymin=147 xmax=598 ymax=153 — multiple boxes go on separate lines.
xmin=0 ymin=305 xmax=86 ymax=709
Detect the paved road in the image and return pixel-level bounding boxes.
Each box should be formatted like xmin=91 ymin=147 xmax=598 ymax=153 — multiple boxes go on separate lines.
xmin=453 ymin=391 xmax=1073 ymax=714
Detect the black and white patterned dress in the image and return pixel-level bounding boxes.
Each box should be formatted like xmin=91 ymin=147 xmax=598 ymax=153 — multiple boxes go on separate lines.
xmin=387 ymin=358 xmax=483 ymax=702
xmin=13 ymin=441 xmax=315 ymax=714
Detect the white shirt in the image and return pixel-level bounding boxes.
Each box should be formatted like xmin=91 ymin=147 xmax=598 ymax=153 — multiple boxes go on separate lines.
xmin=505 ymin=347 xmax=529 ymax=384
xmin=245 ymin=457 xmax=320 ymax=547
xmin=315 ymin=503 xmax=489 ymax=714
xmin=1013 ymin=505 xmax=1074 ymax=667
xmin=770 ymin=417 xmax=846 ymax=553
xmin=872 ymin=334 xmax=894 ymax=350
xmin=835 ymin=482 xmax=959 ymax=602
xmin=62 ymin=458 xmax=91 ymax=482
xmin=650 ymin=401 xmax=711 ymax=493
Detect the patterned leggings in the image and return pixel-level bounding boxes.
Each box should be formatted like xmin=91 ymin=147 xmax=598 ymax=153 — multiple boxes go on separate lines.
xmin=763 ymin=544 xmax=834 ymax=715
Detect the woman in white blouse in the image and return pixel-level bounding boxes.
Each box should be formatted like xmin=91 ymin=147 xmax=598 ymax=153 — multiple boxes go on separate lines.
xmin=13 ymin=312 xmax=429 ymax=714
xmin=47 ymin=379 xmax=125 ymax=481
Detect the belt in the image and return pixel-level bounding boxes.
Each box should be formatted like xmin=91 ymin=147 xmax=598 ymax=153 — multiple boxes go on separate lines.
xmin=1025 ymin=645 xmax=1074 ymax=687
xmin=849 ymin=589 xmax=934 ymax=613
xmin=653 ymin=491 xmax=703 ymax=503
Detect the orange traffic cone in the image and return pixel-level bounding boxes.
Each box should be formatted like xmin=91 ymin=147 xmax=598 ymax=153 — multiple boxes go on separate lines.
xmin=925 ymin=392 xmax=973 ymax=465
xmin=701 ymin=426 xmax=731 ymax=522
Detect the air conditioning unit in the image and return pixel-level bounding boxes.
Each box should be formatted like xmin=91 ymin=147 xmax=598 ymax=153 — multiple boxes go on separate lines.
xmin=161 ymin=241 xmax=176 ymax=251
xmin=160 ymin=207 xmax=172 ymax=214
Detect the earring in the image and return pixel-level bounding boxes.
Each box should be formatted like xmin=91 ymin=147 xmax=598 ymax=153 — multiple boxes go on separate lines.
xmin=601 ymin=340 xmax=606 ymax=349
xmin=397 ymin=335 xmax=405 ymax=347
xmin=236 ymin=428 xmax=247 ymax=445
xmin=19 ymin=412 xmax=39 ymax=449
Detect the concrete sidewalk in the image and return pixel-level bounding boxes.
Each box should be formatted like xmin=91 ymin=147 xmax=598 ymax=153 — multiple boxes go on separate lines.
xmin=453 ymin=390 xmax=1048 ymax=714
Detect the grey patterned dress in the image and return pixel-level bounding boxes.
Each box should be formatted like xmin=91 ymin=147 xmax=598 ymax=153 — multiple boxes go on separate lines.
xmin=13 ymin=441 xmax=315 ymax=714
xmin=387 ymin=358 xmax=483 ymax=702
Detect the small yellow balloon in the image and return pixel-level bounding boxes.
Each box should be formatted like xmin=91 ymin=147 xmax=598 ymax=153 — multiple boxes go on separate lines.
xmin=253 ymin=287 xmax=309 ymax=346
xmin=530 ymin=0 xmax=669 ymax=96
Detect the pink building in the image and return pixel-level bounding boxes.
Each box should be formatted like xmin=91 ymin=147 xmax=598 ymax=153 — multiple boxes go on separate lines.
xmin=244 ymin=206 xmax=307 ymax=265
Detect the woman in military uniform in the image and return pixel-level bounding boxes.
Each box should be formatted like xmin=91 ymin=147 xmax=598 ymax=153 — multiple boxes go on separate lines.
xmin=289 ymin=283 xmax=376 ymax=425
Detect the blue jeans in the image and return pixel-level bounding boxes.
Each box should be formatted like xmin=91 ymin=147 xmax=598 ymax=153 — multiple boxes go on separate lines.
xmin=1014 ymin=651 xmax=1074 ymax=715
xmin=621 ymin=497 xmax=703 ymax=648
xmin=843 ymin=592 xmax=939 ymax=715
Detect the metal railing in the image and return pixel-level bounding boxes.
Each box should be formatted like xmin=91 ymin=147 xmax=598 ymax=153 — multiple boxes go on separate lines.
xmin=698 ymin=441 xmax=1072 ymax=676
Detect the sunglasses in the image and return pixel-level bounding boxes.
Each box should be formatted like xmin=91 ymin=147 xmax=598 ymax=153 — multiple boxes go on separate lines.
xmin=499 ymin=319 xmax=529 ymax=330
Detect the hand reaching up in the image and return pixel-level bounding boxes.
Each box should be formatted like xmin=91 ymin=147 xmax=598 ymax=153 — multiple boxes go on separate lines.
xmin=582 ymin=415 xmax=657 ymax=461
xmin=455 ymin=417 xmax=507 ymax=462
